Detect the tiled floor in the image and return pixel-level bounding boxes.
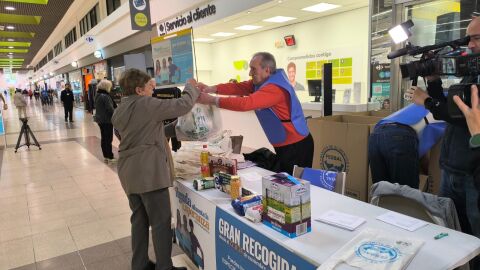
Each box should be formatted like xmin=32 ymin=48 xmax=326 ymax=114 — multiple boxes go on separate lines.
xmin=0 ymin=95 xmax=192 ymax=270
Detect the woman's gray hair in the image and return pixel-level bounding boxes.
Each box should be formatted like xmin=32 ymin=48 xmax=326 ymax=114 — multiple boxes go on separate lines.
xmin=97 ymin=79 xmax=113 ymax=92
xmin=252 ymin=52 xmax=276 ymax=74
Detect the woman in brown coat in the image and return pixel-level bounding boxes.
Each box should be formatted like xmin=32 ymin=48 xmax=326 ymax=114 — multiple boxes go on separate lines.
xmin=112 ymin=69 xmax=199 ymax=270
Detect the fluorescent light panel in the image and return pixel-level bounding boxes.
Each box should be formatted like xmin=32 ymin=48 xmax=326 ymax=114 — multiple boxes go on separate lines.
xmin=302 ymin=3 xmax=340 ymax=13
xmin=211 ymin=32 xmax=236 ymax=37
xmin=5 ymin=7 xmax=16 ymax=11
xmin=194 ymin=38 xmax=214 ymax=42
xmin=263 ymin=16 xmax=296 ymax=23
xmin=235 ymin=25 xmax=263 ymax=31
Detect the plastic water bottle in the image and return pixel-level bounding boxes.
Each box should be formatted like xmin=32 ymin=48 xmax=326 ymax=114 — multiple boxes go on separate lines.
xmin=200 ymin=145 xmax=210 ymax=177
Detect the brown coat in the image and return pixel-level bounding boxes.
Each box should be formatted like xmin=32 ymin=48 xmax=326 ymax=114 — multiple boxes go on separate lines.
xmin=112 ymin=84 xmax=198 ymax=194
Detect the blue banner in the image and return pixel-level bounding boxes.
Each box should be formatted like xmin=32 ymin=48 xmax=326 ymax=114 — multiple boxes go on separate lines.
xmin=215 ymin=207 xmax=318 ymax=270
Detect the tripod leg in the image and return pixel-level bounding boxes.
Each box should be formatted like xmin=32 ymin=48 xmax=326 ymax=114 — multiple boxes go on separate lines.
xmin=25 ymin=126 xmax=31 ymax=148
xmin=27 ymin=125 xmax=41 ymax=150
xmin=15 ymin=125 xmax=26 ymax=153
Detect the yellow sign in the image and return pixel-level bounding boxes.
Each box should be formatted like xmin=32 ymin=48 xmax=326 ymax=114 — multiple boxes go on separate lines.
xmin=135 ymin=13 xmax=148 ymax=27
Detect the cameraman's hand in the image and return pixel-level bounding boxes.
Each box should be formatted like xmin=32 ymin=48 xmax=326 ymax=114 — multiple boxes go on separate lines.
xmin=405 ymin=86 xmax=430 ymax=106
xmin=453 ymin=85 xmax=480 ymax=136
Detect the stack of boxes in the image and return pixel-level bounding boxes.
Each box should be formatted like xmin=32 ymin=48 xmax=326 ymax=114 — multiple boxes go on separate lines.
xmin=262 ymin=173 xmax=311 ymax=238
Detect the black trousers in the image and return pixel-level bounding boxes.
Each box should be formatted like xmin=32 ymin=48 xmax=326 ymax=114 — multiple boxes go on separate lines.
xmin=64 ymin=105 xmax=73 ymax=121
xmin=128 ymin=188 xmax=173 ymax=270
xmin=98 ymin=123 xmax=114 ymax=159
xmin=274 ymin=133 xmax=314 ymax=175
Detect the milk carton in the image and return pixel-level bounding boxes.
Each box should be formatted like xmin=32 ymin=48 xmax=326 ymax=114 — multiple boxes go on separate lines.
xmin=261 ymin=173 xmax=311 ymax=238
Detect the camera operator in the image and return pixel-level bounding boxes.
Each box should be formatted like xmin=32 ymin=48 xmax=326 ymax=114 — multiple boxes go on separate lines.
xmin=405 ymin=17 xmax=480 ymax=242
xmin=453 ymin=85 xmax=480 ymax=211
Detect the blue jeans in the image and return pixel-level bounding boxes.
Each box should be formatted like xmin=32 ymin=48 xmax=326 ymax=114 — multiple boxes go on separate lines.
xmin=368 ymin=124 xmax=419 ymax=188
xmin=440 ymin=170 xmax=480 ymax=238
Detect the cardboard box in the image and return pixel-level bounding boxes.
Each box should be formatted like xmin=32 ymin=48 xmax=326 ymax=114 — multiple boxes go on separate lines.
xmin=308 ymin=115 xmax=382 ymax=201
xmin=262 ymin=173 xmax=311 ymax=238
xmin=349 ymin=110 xmax=391 ymax=118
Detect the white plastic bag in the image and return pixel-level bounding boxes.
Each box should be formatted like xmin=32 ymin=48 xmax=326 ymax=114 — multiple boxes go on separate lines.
xmin=175 ymin=104 xmax=222 ymax=141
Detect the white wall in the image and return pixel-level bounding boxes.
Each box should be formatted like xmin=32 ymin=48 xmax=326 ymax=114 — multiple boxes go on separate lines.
xmin=194 ymin=7 xmax=369 ymax=150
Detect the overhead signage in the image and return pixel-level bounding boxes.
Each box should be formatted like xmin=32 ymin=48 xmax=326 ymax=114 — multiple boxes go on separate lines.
xmin=158 ymin=4 xmax=216 ymax=36
xmin=129 ymin=0 xmax=152 ymax=31
xmin=85 ymin=35 xmax=95 ymax=44
xmin=156 ymin=0 xmax=271 ymax=36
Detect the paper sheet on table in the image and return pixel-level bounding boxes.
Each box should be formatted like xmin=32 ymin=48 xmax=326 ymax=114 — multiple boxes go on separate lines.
xmin=239 ymin=171 xmax=263 ymax=182
xmin=316 ymin=210 xmax=366 ymax=231
xmin=376 ymin=211 xmax=428 ymax=232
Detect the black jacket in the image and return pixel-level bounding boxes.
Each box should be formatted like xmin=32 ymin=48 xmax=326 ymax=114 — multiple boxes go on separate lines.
xmin=426 ymin=78 xmax=480 ymax=175
xmin=94 ymin=90 xmax=114 ymax=124
xmin=60 ymin=89 xmax=74 ymax=107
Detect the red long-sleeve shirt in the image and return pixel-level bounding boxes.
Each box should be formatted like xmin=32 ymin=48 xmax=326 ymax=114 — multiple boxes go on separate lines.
xmin=216 ymin=80 xmax=306 ymax=147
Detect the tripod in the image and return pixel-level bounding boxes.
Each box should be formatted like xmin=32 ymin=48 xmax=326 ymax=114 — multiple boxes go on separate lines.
xmin=15 ymin=118 xmax=41 ymax=153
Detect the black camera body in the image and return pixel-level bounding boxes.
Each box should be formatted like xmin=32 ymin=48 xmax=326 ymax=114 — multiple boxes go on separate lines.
xmin=399 ymin=53 xmax=480 ymax=118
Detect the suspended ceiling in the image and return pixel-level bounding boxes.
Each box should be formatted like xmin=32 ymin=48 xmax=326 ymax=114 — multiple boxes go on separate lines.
xmin=0 ymin=0 xmax=74 ymax=70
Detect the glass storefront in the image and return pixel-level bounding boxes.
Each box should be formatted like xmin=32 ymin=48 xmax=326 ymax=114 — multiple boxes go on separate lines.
xmin=68 ymin=70 xmax=83 ymax=108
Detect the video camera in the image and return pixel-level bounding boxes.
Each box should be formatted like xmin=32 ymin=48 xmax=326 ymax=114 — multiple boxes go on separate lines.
xmin=388 ymin=35 xmax=480 ymax=118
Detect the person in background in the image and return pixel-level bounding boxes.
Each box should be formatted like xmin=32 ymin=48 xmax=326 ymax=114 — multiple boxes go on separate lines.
xmin=94 ymin=79 xmax=116 ymax=163
xmin=0 ymin=92 xmax=8 ymax=110
xmin=287 ymin=62 xmax=305 ymax=91
xmin=229 ymin=79 xmax=238 ymax=83
xmin=405 ymin=17 xmax=480 ymax=243
xmin=368 ymin=104 xmax=445 ymax=188
xmin=13 ymin=89 xmax=27 ymax=119
xmin=453 ymin=85 xmax=480 ymax=210
xmin=197 ymin=52 xmax=313 ymax=174
xmin=60 ymin=83 xmax=74 ymax=122
xmin=112 ymin=68 xmax=199 ymax=270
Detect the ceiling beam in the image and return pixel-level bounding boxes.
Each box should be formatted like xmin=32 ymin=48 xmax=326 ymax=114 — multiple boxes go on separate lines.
xmin=0 ymin=0 xmax=49 ymax=4
xmin=0 ymin=14 xmax=42 ymax=25
xmin=0 ymin=31 xmax=36 ymax=38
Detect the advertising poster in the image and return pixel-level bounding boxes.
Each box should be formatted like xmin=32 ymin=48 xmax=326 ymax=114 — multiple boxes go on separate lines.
xmin=370 ymin=63 xmax=391 ymax=109
xmin=283 ymin=47 xmax=364 ymax=103
xmin=151 ymin=28 xmax=194 ymax=88
xmin=172 ymin=181 xmax=217 ymax=270
xmin=216 ymin=207 xmax=318 ymax=270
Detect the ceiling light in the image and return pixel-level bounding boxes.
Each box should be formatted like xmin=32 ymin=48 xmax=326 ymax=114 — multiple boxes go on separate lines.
xmin=302 ymin=3 xmax=340 ymax=13
xmin=5 ymin=6 xmax=16 ymax=11
xmin=49 ymin=72 xmax=54 ymax=76
xmin=94 ymin=50 xmax=103 ymax=58
xmin=194 ymin=38 xmax=214 ymax=42
xmin=263 ymin=16 xmax=296 ymax=23
xmin=8 ymin=52 xmax=13 ymax=55
xmin=211 ymin=32 xmax=236 ymax=37
xmin=6 ymin=26 xmax=15 ymax=30
xmin=71 ymin=61 xmax=78 ymax=67
xmin=8 ymin=46 xmax=14 ymax=49
xmin=7 ymin=38 xmax=14 ymax=42
xmin=235 ymin=25 xmax=263 ymax=31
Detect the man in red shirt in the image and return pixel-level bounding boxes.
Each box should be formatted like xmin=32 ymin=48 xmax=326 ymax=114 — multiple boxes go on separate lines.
xmin=197 ymin=52 xmax=313 ymax=174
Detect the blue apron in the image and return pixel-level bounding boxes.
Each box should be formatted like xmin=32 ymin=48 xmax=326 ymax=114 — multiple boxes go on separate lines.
xmin=253 ymin=69 xmax=309 ymax=144
xmin=377 ymin=104 xmax=446 ymax=156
